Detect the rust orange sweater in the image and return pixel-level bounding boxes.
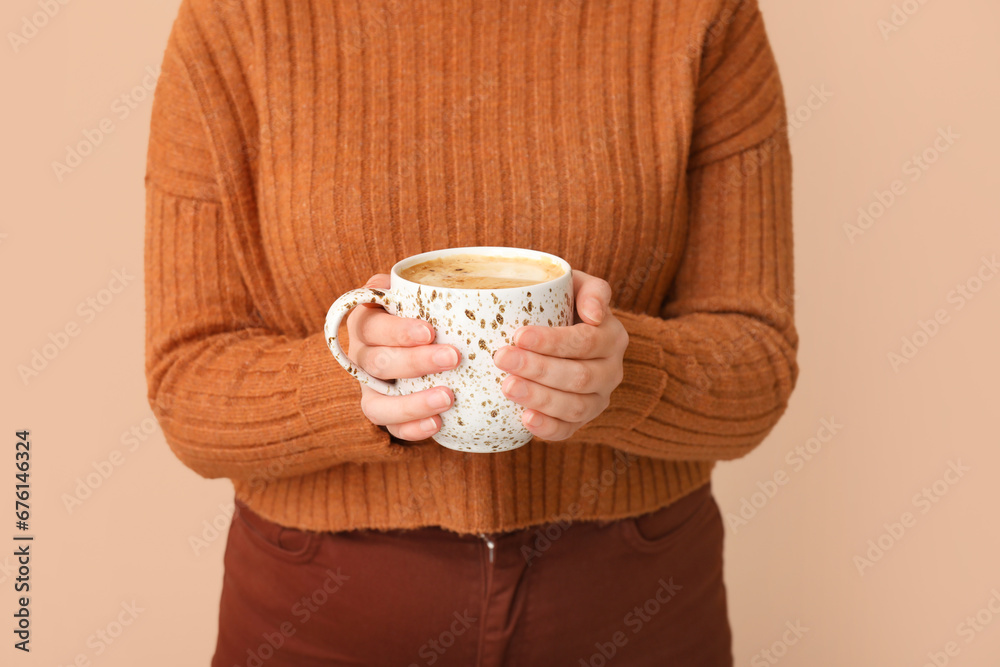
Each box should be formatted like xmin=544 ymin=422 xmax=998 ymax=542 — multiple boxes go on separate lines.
xmin=144 ymin=0 xmax=798 ymax=535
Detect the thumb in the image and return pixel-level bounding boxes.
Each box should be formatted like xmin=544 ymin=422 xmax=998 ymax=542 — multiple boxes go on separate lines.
xmin=364 ymin=273 xmax=391 ymax=289
xmin=571 ymin=270 xmax=612 ymax=325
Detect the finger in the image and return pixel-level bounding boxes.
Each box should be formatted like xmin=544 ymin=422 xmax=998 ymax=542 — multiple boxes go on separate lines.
xmin=356 ymin=342 xmax=460 ymax=379
xmin=571 ymin=270 xmax=612 ymax=325
xmin=511 ymin=321 xmax=614 ymax=360
xmin=386 ymin=416 xmax=443 ymax=442
xmin=500 ymin=374 xmax=608 ymax=424
xmin=493 ymin=346 xmax=613 ymax=393
xmin=521 ymin=409 xmax=578 ymax=442
xmin=360 ymin=384 xmax=453 ymax=427
xmin=353 ymin=306 xmax=435 ymax=346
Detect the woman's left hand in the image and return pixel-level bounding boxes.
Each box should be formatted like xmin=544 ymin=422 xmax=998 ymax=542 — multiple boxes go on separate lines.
xmin=492 ymin=270 xmax=629 ymax=441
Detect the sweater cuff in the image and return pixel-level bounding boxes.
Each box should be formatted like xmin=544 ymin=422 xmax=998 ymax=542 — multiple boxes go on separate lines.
xmin=573 ymin=308 xmax=667 ymax=440
xmin=295 ymin=331 xmax=422 ymax=463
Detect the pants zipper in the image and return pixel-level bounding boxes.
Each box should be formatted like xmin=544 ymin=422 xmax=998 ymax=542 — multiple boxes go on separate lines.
xmin=478 ymin=532 xmax=495 ymax=563
xmin=476 ymin=532 xmax=496 ymax=666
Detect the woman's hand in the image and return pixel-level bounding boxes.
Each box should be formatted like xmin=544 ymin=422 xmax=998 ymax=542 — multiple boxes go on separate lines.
xmin=492 ymin=270 xmax=628 ymax=441
xmin=346 ymin=274 xmax=460 ymax=441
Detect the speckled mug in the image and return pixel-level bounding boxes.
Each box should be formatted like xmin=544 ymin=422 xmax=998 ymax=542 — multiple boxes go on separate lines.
xmin=324 ymin=246 xmax=574 ymax=453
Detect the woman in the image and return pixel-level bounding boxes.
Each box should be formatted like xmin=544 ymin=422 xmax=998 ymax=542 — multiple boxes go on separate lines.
xmin=144 ymin=0 xmax=797 ymax=664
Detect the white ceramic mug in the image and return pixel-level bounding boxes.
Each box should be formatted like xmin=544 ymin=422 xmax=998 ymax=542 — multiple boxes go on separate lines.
xmin=324 ymin=246 xmax=574 ymax=453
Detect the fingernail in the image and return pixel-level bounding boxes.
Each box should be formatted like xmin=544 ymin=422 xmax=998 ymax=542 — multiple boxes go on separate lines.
xmin=411 ymin=326 xmax=433 ymax=344
xmin=504 ymin=377 xmax=527 ymax=399
xmin=495 ymin=347 xmax=523 ymax=371
xmin=420 ymin=417 xmax=438 ymax=432
xmin=514 ymin=330 xmax=537 ymax=348
xmin=428 ymin=389 xmax=451 ymax=409
xmin=584 ymin=298 xmax=604 ymax=323
xmin=525 ymin=411 xmax=543 ymax=427
xmin=433 ymin=347 xmax=458 ymax=368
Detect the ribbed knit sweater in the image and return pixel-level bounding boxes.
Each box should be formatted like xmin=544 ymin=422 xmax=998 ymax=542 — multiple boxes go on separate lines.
xmin=144 ymin=0 xmax=798 ymax=535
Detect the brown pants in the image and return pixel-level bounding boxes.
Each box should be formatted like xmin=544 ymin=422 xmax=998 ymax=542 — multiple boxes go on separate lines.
xmin=211 ymin=482 xmax=732 ymax=667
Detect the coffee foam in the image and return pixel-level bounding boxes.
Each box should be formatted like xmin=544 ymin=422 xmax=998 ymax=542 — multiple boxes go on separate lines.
xmin=399 ymin=254 xmax=564 ymax=289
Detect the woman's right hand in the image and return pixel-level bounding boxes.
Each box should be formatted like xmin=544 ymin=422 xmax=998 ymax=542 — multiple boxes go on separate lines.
xmin=345 ymin=274 xmax=461 ymax=441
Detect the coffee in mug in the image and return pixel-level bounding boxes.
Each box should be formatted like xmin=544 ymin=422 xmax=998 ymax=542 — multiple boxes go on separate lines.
xmin=324 ymin=246 xmax=573 ymax=453
xmin=398 ymin=253 xmax=565 ymax=290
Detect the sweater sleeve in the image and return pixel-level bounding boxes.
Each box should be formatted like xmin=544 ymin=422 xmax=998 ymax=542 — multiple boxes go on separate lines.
xmin=144 ymin=0 xmax=419 ymax=481
xmin=572 ymin=0 xmax=799 ymax=461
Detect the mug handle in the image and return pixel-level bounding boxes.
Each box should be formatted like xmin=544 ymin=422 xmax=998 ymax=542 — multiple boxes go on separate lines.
xmin=324 ymin=288 xmax=401 ymax=396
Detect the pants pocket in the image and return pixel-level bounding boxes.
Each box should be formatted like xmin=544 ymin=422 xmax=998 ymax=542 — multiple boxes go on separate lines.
xmin=233 ymin=498 xmax=321 ymax=564
xmin=619 ymin=483 xmax=715 ymax=553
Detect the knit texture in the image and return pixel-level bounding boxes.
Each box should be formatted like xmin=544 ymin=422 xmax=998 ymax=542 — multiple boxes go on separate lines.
xmin=144 ymin=0 xmax=798 ymax=535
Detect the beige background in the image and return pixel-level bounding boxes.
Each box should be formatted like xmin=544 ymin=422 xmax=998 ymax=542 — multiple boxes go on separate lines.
xmin=3 ymin=0 xmax=999 ymax=664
